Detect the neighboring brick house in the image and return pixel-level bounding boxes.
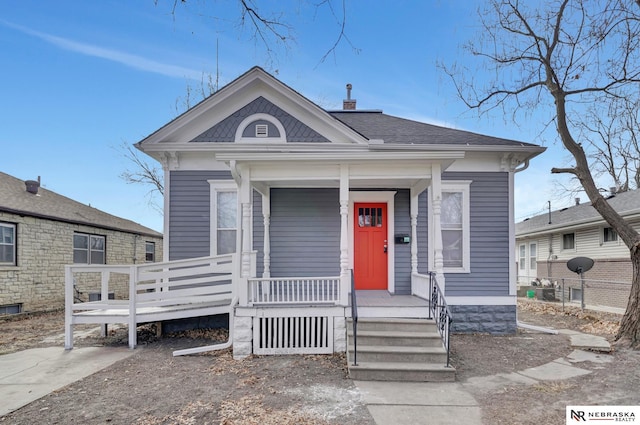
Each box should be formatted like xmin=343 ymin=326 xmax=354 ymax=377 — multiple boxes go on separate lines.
xmin=0 ymin=171 xmax=163 ymax=314
xmin=515 ymin=188 xmax=639 ymax=310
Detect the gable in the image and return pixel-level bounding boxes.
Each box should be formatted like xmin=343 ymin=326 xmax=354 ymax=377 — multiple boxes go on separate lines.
xmin=191 ymin=96 xmax=330 ymax=143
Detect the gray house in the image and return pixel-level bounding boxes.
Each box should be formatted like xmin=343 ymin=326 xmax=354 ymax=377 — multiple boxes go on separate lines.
xmin=0 ymin=171 xmax=163 ymax=314
xmin=129 ymin=67 xmax=544 ymax=361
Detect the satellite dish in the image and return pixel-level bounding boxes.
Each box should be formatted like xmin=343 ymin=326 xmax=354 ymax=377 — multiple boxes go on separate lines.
xmin=567 ymin=257 xmax=594 ymax=274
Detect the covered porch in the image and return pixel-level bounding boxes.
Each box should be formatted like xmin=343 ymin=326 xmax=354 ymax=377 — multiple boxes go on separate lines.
xmin=222 ymin=149 xmax=463 ymax=309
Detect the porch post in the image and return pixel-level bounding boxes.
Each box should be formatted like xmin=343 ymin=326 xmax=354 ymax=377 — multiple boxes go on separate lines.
xmin=431 ymin=163 xmax=446 ymax=288
xmin=262 ymin=192 xmax=271 ymax=278
xmin=339 ymin=164 xmax=350 ymax=306
xmin=238 ymin=166 xmax=252 ymax=306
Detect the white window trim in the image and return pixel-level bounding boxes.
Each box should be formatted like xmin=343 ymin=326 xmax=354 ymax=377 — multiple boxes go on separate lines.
xmin=429 ymin=181 xmax=471 ymax=273
xmin=234 ymin=113 xmax=286 ymax=143
xmin=0 ymin=222 xmax=16 ymax=266
xmin=208 ymin=180 xmax=238 ymax=256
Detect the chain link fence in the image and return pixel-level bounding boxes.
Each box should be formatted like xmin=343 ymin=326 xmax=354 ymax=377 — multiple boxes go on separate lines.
xmin=517 ymin=275 xmax=630 ymax=313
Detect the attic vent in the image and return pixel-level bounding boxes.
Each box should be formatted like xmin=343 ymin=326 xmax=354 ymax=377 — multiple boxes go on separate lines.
xmin=255 ymin=124 xmax=268 ymax=137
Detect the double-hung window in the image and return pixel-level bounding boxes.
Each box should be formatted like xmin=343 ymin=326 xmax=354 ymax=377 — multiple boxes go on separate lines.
xmin=562 ymin=233 xmax=575 ymax=250
xmin=209 ymin=180 xmax=238 ymax=255
xmin=603 ymin=227 xmax=618 ymax=244
xmin=0 ymin=222 xmax=16 ymax=266
xmin=145 ymin=242 xmax=155 ymax=262
xmin=529 ymin=242 xmax=537 ymax=270
xmin=519 ymin=244 xmax=526 ymax=270
xmin=73 ymin=233 xmax=106 ymax=264
xmin=431 ymin=181 xmax=471 ymax=273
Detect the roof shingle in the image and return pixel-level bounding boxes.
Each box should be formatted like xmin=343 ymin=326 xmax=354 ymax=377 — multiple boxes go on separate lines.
xmin=0 ymin=171 xmax=161 ymax=237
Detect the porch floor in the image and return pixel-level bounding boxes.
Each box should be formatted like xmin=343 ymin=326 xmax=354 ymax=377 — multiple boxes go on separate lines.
xmin=352 ymin=291 xmax=430 ymax=318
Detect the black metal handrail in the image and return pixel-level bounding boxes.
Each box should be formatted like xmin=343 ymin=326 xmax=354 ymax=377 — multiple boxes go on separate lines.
xmin=350 ymin=269 xmax=358 ymax=366
xmin=428 ymin=272 xmax=452 ymax=367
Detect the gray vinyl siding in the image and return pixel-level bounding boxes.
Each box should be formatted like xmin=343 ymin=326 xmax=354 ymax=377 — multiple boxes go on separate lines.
xmin=392 ymin=189 xmax=429 ymax=295
xmin=253 ymin=190 xmax=264 ymax=276
xmin=269 ymin=188 xmax=340 ymax=277
xmin=442 ymin=172 xmax=510 ymax=297
xmin=168 ymin=170 xmax=232 ymax=260
xmin=418 ymin=190 xmax=429 ymax=275
xmin=394 ymin=190 xmax=411 ymax=294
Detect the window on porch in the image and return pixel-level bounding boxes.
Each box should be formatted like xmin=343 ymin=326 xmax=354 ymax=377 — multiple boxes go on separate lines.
xmin=209 ymin=180 xmax=238 ymax=256
xmin=439 ymin=182 xmax=470 ymax=272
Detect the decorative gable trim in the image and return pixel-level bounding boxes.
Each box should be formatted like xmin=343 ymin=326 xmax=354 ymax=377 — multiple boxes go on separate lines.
xmin=235 ymin=113 xmax=286 ymax=143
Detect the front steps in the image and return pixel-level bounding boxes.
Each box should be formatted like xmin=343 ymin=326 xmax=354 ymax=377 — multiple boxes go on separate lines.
xmin=347 ymin=318 xmax=456 ymax=382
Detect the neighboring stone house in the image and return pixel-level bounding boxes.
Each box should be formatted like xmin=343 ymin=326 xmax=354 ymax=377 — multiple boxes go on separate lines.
xmin=515 ymin=188 xmax=640 ymax=310
xmin=0 ymin=171 xmax=163 ymax=314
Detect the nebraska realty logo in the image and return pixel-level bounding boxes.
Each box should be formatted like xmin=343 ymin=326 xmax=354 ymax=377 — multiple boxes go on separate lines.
xmin=567 ymin=406 xmax=639 ymax=423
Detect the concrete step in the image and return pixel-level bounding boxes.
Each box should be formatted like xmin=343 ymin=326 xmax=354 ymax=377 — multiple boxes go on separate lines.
xmin=348 ymin=317 xmax=437 ymax=333
xmin=348 ymin=330 xmax=443 ymax=347
xmin=348 ymin=344 xmax=448 ymax=363
xmin=347 ymin=361 xmax=456 ymax=382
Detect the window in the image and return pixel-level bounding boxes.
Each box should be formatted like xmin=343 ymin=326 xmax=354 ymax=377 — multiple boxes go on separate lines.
xmin=145 ymin=242 xmax=155 ymax=262
xmin=73 ymin=233 xmax=105 ymax=264
xmin=441 ymin=191 xmax=463 ymax=268
xmin=519 ymin=244 xmax=526 ymax=270
xmin=562 ymin=233 xmax=575 ymax=250
xmin=529 ymin=243 xmax=537 ymax=270
xmin=430 ymin=181 xmax=471 ymax=272
xmin=209 ymin=180 xmax=238 ymax=255
xmin=0 ymin=222 xmax=16 ymax=266
xmin=0 ymin=303 xmax=21 ymax=314
xmin=358 ymin=207 xmax=383 ymax=227
xmin=603 ymin=227 xmax=618 ymax=243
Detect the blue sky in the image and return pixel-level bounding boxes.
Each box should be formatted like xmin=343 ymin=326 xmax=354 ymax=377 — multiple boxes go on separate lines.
xmin=0 ymin=1 xmax=574 ymax=233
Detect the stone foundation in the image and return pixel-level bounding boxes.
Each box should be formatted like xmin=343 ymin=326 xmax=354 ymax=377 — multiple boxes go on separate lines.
xmin=450 ymin=305 xmax=517 ymax=334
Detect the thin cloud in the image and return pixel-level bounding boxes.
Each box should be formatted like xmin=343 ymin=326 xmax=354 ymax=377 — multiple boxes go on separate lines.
xmin=1 ymin=20 xmax=203 ymax=80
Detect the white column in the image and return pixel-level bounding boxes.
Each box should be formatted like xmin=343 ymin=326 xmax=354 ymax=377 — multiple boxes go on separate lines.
xmin=241 ymin=202 xmax=252 ymax=278
xmin=431 ymin=164 xmax=445 ymax=288
xmin=262 ymin=192 xmax=271 ymax=278
xmin=237 ymin=166 xmax=252 ymax=307
xmin=339 ymin=164 xmax=350 ymax=306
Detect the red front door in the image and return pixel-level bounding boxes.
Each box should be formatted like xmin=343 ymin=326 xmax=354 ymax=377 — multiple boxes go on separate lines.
xmin=354 ymin=203 xmax=388 ymax=290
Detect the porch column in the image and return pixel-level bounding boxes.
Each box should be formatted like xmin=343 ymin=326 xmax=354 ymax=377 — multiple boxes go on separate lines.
xmin=262 ymin=192 xmax=271 ymax=278
xmin=238 ymin=166 xmax=252 ymax=306
xmin=410 ymin=192 xmax=419 ymax=275
xmin=339 ymin=164 xmax=350 ymax=306
xmin=431 ymin=164 xmax=446 ymax=288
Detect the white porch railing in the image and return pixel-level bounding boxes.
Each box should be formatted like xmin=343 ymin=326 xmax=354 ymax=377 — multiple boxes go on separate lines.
xmin=247 ymin=276 xmax=341 ymax=305
xmin=65 ymin=254 xmax=237 ymax=350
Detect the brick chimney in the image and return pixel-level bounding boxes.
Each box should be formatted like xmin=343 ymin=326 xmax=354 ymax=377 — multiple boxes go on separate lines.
xmin=343 ymin=83 xmax=356 ymax=110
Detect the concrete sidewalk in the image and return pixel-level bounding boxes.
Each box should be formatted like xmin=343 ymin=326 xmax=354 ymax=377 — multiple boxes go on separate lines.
xmin=353 ymin=329 xmax=612 ymax=425
xmin=354 ymin=380 xmax=482 ymax=425
xmin=0 ymin=346 xmax=135 ymax=417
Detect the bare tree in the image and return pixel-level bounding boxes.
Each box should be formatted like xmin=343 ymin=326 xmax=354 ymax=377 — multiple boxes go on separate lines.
xmin=582 ymin=98 xmax=640 ymax=193
xmin=445 ymin=0 xmax=640 ymax=347
xmin=157 ymin=0 xmax=354 ymax=68
xmin=119 ymin=142 xmax=164 ymax=213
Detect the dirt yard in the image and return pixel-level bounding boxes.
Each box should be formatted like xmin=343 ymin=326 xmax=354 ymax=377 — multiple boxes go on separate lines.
xmin=0 ymin=300 xmax=637 ymax=425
